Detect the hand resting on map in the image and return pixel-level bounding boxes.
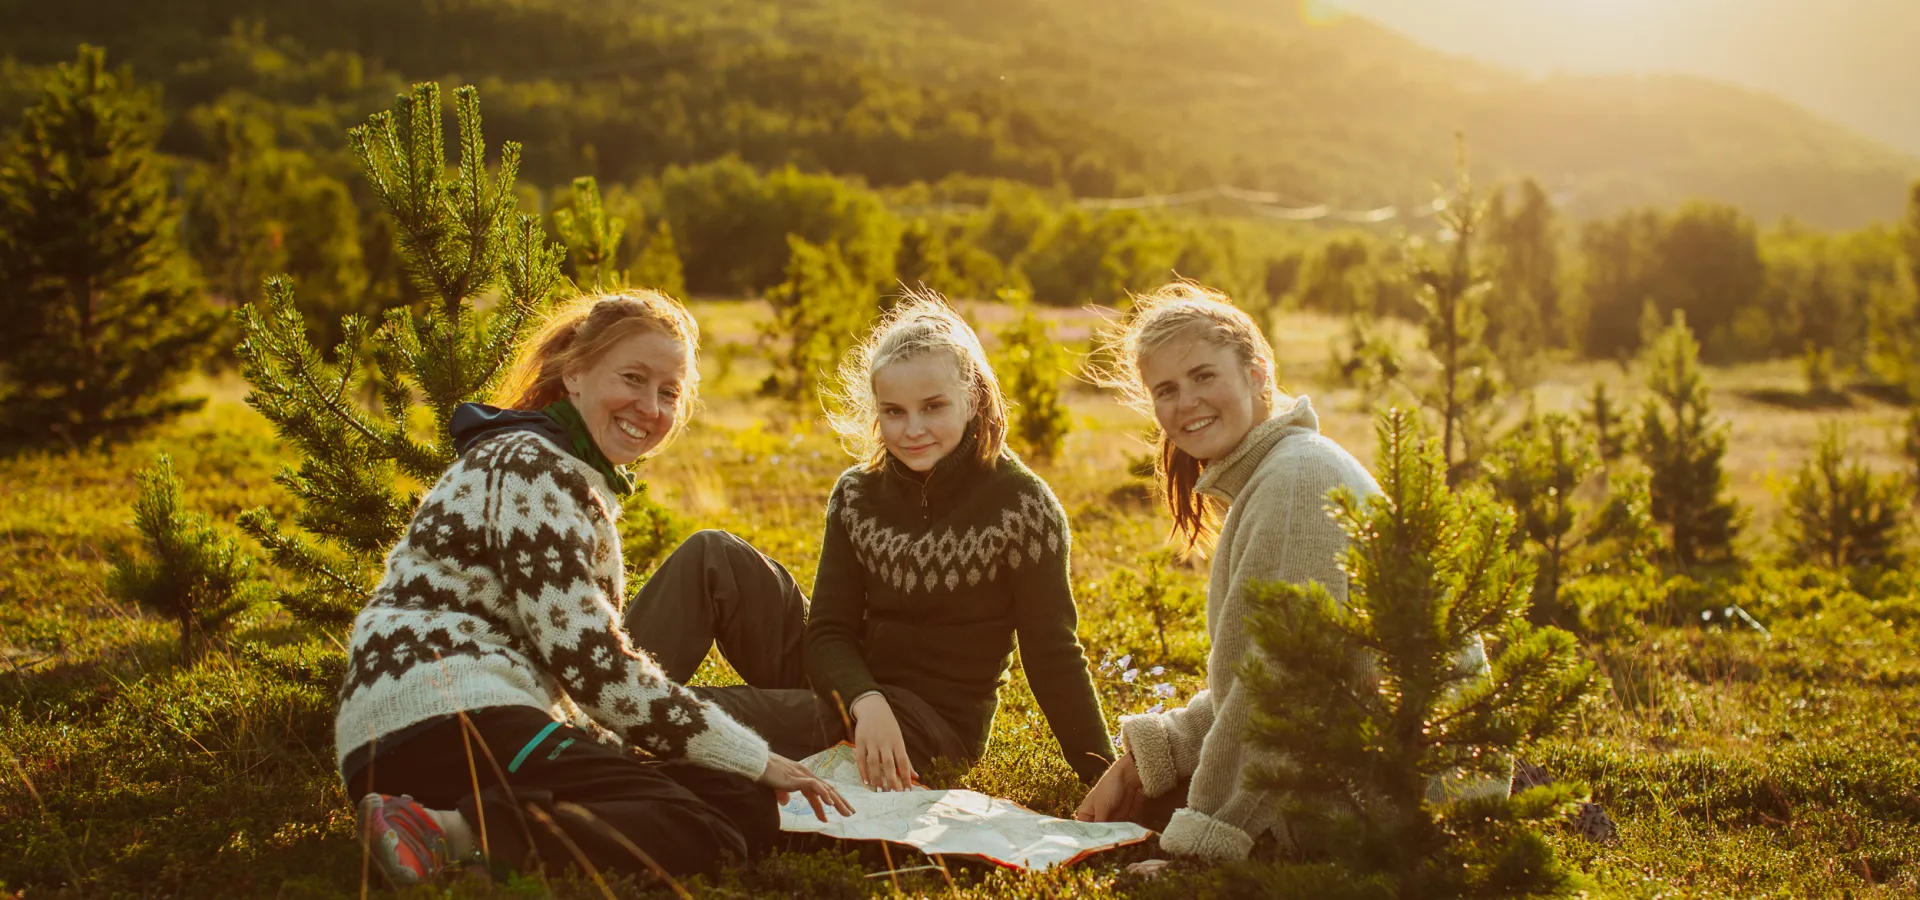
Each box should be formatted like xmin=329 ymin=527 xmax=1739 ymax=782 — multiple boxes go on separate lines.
xmin=1074 ymin=750 xmax=1146 ymax=823
xmin=850 ymin=693 xmax=917 ymax=791
xmin=760 ymin=751 xmax=856 ymax=821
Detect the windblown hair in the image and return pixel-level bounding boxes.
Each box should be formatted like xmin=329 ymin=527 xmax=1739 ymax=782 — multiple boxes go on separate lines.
xmin=1092 ymin=281 xmax=1279 ymax=552
xmin=825 ymin=289 xmax=1008 ymax=471
xmin=491 ymin=289 xmax=702 ymax=452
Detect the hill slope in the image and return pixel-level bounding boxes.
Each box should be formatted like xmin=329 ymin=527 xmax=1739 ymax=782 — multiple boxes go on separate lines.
xmin=2 ymin=0 xmax=1914 ymax=226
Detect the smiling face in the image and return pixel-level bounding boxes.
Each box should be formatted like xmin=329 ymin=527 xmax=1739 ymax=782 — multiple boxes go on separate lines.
xmin=1138 ymin=332 xmax=1271 ymax=463
xmin=872 ymin=351 xmax=972 ymax=473
xmin=561 ymin=328 xmax=692 ymax=466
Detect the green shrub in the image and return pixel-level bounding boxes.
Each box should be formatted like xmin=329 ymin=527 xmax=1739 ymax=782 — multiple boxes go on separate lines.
xmin=993 ymin=293 xmax=1073 ymax=463
xmin=1780 ymin=422 xmax=1907 ymax=570
xmin=1239 ymin=409 xmax=1595 ymax=898
xmin=107 ymin=454 xmax=253 ymax=659
xmin=1637 ymin=311 xmax=1739 ymax=567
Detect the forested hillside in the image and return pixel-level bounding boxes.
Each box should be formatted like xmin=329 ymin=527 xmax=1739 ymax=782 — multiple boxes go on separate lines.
xmin=3 ymin=0 xmax=1914 ymax=226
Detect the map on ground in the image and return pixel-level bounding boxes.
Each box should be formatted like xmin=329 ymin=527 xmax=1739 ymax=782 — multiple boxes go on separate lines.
xmin=777 ymin=744 xmax=1153 ymax=870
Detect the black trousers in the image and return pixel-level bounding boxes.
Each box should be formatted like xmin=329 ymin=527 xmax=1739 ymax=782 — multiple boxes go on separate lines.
xmin=347 ymin=706 xmax=778 ymax=878
xmin=629 ymin=530 xmax=970 ymax=772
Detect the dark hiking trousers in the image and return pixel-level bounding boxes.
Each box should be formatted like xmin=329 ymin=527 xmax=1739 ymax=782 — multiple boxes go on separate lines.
xmin=628 ymin=529 xmax=971 ymax=773
xmin=346 ymin=706 xmax=778 ymax=878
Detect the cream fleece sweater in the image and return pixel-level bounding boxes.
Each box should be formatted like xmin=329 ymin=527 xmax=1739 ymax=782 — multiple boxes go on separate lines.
xmin=1118 ymin=396 xmax=1504 ymax=861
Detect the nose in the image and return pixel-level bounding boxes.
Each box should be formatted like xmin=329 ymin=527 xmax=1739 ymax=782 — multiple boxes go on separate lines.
xmin=632 ymin=390 xmax=659 ymax=420
xmin=904 ymin=413 xmax=928 ymax=437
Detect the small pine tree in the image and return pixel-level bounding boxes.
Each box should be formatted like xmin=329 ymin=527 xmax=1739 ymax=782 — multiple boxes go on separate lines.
xmin=1637 ymin=311 xmax=1738 ymax=568
xmin=1782 ymin=422 xmax=1906 ymax=571
xmin=1486 ymin=413 xmax=1592 ymax=628
xmin=0 ymin=45 xmax=219 ymax=444
xmin=552 ymin=176 xmax=625 ymax=291
xmin=758 ymin=236 xmax=874 ymax=402
xmin=628 ymin=217 xmax=686 ymax=300
xmin=1581 ymin=382 xmax=1628 ymax=477
xmin=1802 ymin=342 xmax=1837 ymax=400
xmin=992 ymin=291 xmax=1072 ymax=462
xmin=108 ymin=454 xmax=253 ymax=659
xmin=235 ymin=83 xmax=565 ymax=626
xmin=1240 ymin=408 xmax=1595 ymax=898
xmin=1409 ymin=138 xmax=1502 ymax=483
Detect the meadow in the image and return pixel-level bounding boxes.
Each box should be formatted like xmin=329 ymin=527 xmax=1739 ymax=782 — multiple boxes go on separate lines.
xmin=4 ymin=299 xmax=1920 ymax=898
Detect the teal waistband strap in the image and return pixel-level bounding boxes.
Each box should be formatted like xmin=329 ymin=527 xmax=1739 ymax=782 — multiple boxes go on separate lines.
xmin=508 ymin=721 xmax=564 ymax=773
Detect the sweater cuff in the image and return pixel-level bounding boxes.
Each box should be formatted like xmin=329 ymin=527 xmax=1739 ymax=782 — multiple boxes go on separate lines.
xmin=1159 ymin=807 xmax=1255 ymax=861
xmin=687 ymin=711 xmax=771 ymax=782
xmin=1119 ymin=714 xmax=1179 ymax=798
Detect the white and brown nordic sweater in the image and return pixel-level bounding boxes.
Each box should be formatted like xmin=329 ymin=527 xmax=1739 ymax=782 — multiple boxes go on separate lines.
xmin=333 ymin=428 xmax=769 ymax=781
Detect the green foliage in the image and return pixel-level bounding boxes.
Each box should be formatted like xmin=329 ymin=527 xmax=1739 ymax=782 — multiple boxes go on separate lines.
xmin=1407 ymin=147 xmax=1501 ymax=483
xmin=992 ymin=294 xmax=1072 ymax=463
xmin=551 ymin=175 xmax=626 ymax=292
xmin=1579 ymin=382 xmax=1628 ymax=473
xmin=1239 ymin=408 xmax=1595 ymax=898
xmin=0 ymin=45 xmax=218 ymax=445
xmin=234 ymin=82 xmax=564 ymax=626
xmin=1636 ymin=312 xmax=1739 ymax=568
xmin=107 ymin=454 xmax=253 ymax=658
xmin=758 ymin=236 xmax=875 ymax=403
xmin=661 ymin=157 xmax=899 ymax=298
xmin=627 ymin=217 xmax=685 ymax=300
xmin=1483 ymin=178 xmax=1564 ymax=361
xmin=1780 ymin=422 xmax=1907 ymax=571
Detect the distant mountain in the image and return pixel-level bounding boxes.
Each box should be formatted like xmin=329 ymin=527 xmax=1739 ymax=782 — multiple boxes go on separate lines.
xmin=764 ymin=0 xmax=1920 ymax=226
xmin=3 ymin=0 xmax=1914 ymax=227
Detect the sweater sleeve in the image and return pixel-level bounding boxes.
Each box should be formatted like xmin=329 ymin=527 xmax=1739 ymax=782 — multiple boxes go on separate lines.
xmin=1156 ymin=454 xmax=1356 ymax=861
xmin=1007 ymin=484 xmax=1114 ymax=786
xmin=486 ymin=441 xmax=769 ymax=780
xmin=804 ymin=476 xmax=883 ymax=713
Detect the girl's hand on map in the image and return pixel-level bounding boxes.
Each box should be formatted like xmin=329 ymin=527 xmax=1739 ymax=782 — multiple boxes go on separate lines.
xmin=760 ymin=752 xmax=856 ymax=821
xmin=1074 ymin=751 xmax=1145 ymax=823
xmin=851 ymin=693 xmax=915 ymax=791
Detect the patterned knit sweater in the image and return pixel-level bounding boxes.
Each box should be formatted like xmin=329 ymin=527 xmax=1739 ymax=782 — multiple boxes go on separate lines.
xmin=333 ymin=428 xmax=770 ymax=781
xmin=804 ymin=429 xmax=1114 ymax=785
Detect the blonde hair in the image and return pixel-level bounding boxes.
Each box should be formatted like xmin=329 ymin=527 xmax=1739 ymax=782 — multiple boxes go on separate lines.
xmin=826 ymin=289 xmax=1008 ymax=471
xmin=492 ymin=289 xmax=702 ymax=450
xmin=1093 ymin=281 xmax=1278 ymax=551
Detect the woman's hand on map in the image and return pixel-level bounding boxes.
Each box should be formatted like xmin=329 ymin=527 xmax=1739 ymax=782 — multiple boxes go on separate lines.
xmin=1074 ymin=751 xmax=1145 ymax=823
xmin=759 ymin=752 xmax=856 ymax=821
xmin=850 ymin=693 xmax=916 ymax=791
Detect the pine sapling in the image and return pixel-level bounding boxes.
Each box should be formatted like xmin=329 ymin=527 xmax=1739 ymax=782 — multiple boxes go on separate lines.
xmin=109 ymin=454 xmax=253 ymax=659
xmin=1408 ymin=138 xmax=1503 ymax=483
xmin=552 ymin=176 xmax=625 ymax=291
xmin=1781 ymin=422 xmax=1906 ymax=571
xmin=759 ymin=236 xmax=874 ymax=402
xmin=0 ymin=45 xmax=219 ymax=444
xmin=1581 ymin=382 xmax=1628 ymax=478
xmin=235 ymin=83 xmax=565 ymax=626
xmin=1239 ymin=408 xmax=1595 ymax=898
xmin=1636 ymin=311 xmax=1738 ymax=568
xmin=993 ymin=291 xmax=1072 ymax=462
xmin=629 ymin=217 xmax=686 ymax=299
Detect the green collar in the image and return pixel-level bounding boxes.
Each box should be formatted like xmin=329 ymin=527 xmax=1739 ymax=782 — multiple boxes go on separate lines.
xmin=541 ymin=399 xmax=635 ymax=496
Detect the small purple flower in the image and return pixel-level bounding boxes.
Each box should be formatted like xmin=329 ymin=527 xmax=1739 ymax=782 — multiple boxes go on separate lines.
xmin=1117 ymin=655 xmax=1132 ymax=670
xmin=1122 ymin=668 xmax=1138 ymax=683
xmin=1153 ymin=682 xmax=1176 ymax=698
xmin=1145 ymin=702 xmax=1165 ymax=715
xmin=1150 ymin=666 xmax=1164 ymax=676
xmin=1111 ymin=733 xmax=1124 ymax=749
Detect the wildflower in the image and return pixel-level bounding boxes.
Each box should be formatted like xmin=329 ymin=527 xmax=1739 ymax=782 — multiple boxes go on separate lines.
xmin=1117 ymin=655 xmax=1132 ymax=670
xmin=1150 ymin=666 xmax=1164 ymax=676
xmin=1110 ymin=733 xmax=1124 ymax=750
xmin=1122 ymin=668 xmax=1138 ymax=683
xmin=1152 ymin=682 xmax=1175 ymax=698
xmin=1145 ymin=702 xmax=1165 ymax=715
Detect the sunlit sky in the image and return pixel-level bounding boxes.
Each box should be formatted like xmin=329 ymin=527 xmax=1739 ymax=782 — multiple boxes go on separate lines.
xmin=1308 ymin=0 xmax=1920 ymax=155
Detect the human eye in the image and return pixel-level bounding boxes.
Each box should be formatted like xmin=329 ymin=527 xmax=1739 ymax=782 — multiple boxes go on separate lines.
xmin=1194 ymin=370 xmax=1214 ymax=383
xmin=621 ymin=372 xmax=644 ymax=386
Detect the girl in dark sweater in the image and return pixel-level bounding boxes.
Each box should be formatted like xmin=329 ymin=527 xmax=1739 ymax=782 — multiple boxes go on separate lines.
xmin=626 ymin=292 xmax=1113 ymax=791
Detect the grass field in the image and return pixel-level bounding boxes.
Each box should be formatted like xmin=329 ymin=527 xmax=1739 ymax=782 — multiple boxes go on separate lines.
xmin=5 ymin=301 xmax=1920 ymax=897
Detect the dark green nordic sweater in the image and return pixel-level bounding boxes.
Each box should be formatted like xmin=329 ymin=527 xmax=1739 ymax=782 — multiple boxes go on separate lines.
xmin=804 ymin=432 xmax=1114 ymax=785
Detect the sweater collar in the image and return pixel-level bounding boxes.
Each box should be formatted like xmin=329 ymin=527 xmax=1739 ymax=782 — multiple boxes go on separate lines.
xmin=882 ymin=419 xmax=988 ymax=509
xmin=1193 ymin=395 xmax=1319 ymax=505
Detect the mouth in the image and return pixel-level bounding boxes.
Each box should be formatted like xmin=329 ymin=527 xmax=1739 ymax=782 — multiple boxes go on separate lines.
xmin=615 ymin=419 xmax=651 ymax=444
xmin=1180 ymin=417 xmax=1218 ymax=435
xmin=901 ymin=443 xmax=936 ymax=454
